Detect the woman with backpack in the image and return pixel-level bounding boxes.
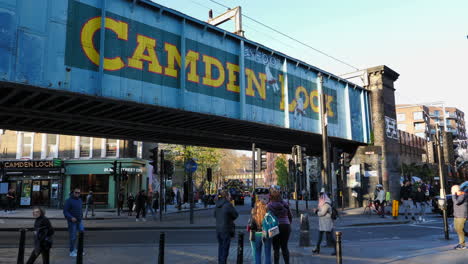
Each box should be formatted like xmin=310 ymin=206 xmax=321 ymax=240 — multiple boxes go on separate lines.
xmin=267 ymin=189 xmax=292 ymax=264
xmin=248 ymin=200 xmax=273 ymax=264
xmin=26 ymin=207 xmax=54 ymax=264
xmin=312 ymin=190 xmax=336 ymax=255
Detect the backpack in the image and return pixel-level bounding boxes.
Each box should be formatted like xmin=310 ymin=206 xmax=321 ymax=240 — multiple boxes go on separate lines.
xmin=262 ymin=211 xmax=280 ymax=238
xmin=326 ymin=202 xmax=339 ymax=220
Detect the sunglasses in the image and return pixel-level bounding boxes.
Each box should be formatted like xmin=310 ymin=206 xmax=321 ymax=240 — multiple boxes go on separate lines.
xmin=74 ymin=192 xmax=81 ymax=194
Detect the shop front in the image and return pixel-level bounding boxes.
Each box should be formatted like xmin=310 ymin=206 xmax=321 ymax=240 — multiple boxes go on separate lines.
xmin=64 ymin=159 xmax=147 ymax=209
xmin=0 ymin=160 xmax=65 ymax=208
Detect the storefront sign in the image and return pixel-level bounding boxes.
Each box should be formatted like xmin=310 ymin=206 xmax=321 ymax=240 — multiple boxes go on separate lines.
xmin=364 ymin=170 xmax=378 ymax=177
xmin=103 ymin=167 xmax=143 ymax=173
xmin=3 ymin=160 xmax=56 ymax=169
xmin=20 ymin=197 xmax=31 ymax=206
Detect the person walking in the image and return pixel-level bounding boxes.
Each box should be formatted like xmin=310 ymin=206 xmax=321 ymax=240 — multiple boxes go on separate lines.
xmin=84 ymin=190 xmax=95 ymax=219
xmin=117 ymin=188 xmax=125 ymax=216
xmin=248 ymin=200 xmax=273 ymax=264
xmin=63 ymin=187 xmax=84 ymax=257
xmin=451 ymin=185 xmax=468 ymax=250
xmin=127 ymin=193 xmax=135 ymax=216
xmin=26 ymin=207 xmax=54 ymax=264
xmin=312 ymin=191 xmax=336 ymax=256
xmin=5 ymin=188 xmax=16 ymax=214
xmin=414 ymin=186 xmax=428 ymax=222
xmin=267 ymin=189 xmax=292 ymax=264
xmin=135 ymin=190 xmax=147 ymax=222
xmin=214 ymin=190 xmax=239 ymax=264
xmin=153 ymin=191 xmax=160 ymax=213
xmin=146 ymin=191 xmax=156 ymax=220
xmin=374 ymin=184 xmax=386 ymax=218
xmin=400 ymin=180 xmax=415 ymax=220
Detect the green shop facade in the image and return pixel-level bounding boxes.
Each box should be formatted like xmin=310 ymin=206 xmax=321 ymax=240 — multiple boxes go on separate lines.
xmin=63 ymin=159 xmax=148 ymax=208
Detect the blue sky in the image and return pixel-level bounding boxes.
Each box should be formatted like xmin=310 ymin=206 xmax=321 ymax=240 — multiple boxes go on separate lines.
xmin=153 ymin=0 xmax=468 ymax=113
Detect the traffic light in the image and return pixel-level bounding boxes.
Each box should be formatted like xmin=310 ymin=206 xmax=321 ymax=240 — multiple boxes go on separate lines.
xmin=207 ymin=168 xmax=213 ymax=182
xmin=164 ymin=160 xmax=174 ymax=180
xmin=121 ymin=170 xmax=128 ymax=182
xmin=0 ymin=162 xmax=5 ymax=182
xmin=256 ymin=149 xmax=267 ymax=171
xmin=111 ymin=160 xmax=118 ymax=181
xmin=149 ymin=147 xmax=158 ymax=173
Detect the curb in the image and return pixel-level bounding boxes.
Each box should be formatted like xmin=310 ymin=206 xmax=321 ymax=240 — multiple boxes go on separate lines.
xmin=0 ymin=225 xmax=242 ymax=232
xmin=342 ymin=220 xmax=411 ymax=227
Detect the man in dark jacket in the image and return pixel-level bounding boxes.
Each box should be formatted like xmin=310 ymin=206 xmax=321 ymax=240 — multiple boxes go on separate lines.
xmin=63 ymin=187 xmax=83 ymax=257
xmin=214 ymin=190 xmax=239 ymax=264
xmin=451 ymin=185 xmax=468 ymax=250
xmin=27 ymin=207 xmax=54 ymax=264
xmin=400 ymin=181 xmax=415 ymax=220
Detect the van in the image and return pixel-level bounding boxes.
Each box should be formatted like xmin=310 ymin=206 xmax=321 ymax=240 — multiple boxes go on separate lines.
xmin=253 ymin=187 xmax=270 ymax=204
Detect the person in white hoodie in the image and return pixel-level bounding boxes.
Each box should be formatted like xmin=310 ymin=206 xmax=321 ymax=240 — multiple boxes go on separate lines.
xmin=374 ymin=184 xmax=386 ymax=218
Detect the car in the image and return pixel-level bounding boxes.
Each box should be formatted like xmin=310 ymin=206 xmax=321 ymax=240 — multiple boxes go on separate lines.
xmin=253 ymin=187 xmax=270 ymax=204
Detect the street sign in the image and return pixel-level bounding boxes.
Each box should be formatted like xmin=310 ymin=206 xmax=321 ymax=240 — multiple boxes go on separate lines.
xmin=185 ymin=159 xmax=198 ymax=173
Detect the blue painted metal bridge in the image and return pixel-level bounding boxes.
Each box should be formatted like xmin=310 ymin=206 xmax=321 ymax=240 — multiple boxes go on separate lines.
xmin=0 ymin=0 xmax=371 ymax=153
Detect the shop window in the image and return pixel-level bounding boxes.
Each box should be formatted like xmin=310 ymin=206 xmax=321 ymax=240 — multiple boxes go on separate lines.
xmin=16 ymin=132 xmax=34 ymax=159
xmin=71 ymin=174 xmax=109 ymax=205
xmin=42 ymin=134 xmax=59 ymax=159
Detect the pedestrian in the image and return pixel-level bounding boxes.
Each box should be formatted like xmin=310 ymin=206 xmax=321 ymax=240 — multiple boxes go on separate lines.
xmin=84 ymin=190 xmax=95 ymax=219
xmin=63 ymin=187 xmax=84 ymax=257
xmin=26 ymin=207 xmax=54 ymax=264
xmin=127 ymin=193 xmax=135 ymax=216
xmin=5 ymin=188 xmax=16 ymax=214
xmin=312 ymin=190 xmax=336 ymax=256
xmin=248 ymin=200 xmax=273 ymax=264
xmin=400 ymin=180 xmax=415 ymax=220
xmin=146 ymin=191 xmax=156 ymax=220
xmin=374 ymin=184 xmax=386 ymax=218
xmin=451 ymin=185 xmax=468 ymax=250
xmin=214 ymin=190 xmax=239 ymax=264
xmin=267 ymin=189 xmax=292 ymax=264
xmin=117 ymin=188 xmax=125 ymax=216
xmin=414 ymin=186 xmax=428 ymax=222
xmin=153 ymin=191 xmax=160 ymax=213
xmin=135 ymin=190 xmax=147 ymax=222
xmin=176 ymin=188 xmax=182 ymax=210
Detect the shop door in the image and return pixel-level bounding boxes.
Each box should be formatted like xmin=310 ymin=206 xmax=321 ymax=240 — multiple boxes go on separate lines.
xmin=31 ymin=180 xmax=50 ymax=206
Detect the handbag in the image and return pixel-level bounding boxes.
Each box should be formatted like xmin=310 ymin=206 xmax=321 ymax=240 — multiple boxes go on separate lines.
xmin=268 ymin=225 xmax=280 ymax=238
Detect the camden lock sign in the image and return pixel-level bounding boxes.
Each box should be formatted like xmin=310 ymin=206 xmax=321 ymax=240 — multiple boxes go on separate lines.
xmin=3 ymin=160 xmax=57 ymax=169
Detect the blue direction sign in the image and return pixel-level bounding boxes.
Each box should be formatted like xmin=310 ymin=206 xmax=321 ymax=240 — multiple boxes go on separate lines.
xmin=185 ymin=159 xmax=198 ymax=173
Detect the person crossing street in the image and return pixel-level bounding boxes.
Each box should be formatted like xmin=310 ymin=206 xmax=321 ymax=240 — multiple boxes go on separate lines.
xmin=214 ymin=190 xmax=239 ymax=264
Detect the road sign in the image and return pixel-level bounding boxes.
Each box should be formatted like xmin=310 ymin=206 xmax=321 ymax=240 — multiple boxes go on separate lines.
xmin=185 ymin=159 xmax=198 ymax=173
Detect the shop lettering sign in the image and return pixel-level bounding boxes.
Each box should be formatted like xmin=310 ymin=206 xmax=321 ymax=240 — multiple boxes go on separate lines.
xmin=3 ymin=160 xmax=55 ymax=169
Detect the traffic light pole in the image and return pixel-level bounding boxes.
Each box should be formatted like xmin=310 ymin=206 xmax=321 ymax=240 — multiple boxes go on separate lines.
xmin=159 ymin=150 xmax=164 ymax=221
xmin=189 ymin=170 xmax=194 ymax=224
xmin=436 ymin=130 xmax=449 ymax=240
xmin=318 ymin=73 xmax=330 ymax=194
xmin=252 ymin=143 xmax=256 ymax=207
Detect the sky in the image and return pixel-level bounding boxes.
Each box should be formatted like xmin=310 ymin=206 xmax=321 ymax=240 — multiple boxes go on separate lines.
xmin=152 ymin=0 xmax=468 ymax=113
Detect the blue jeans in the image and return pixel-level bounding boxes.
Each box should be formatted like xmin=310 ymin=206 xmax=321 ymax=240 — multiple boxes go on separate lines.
xmin=67 ymin=220 xmax=84 ymax=253
xmin=250 ymin=232 xmax=272 ymax=264
xmin=217 ymin=232 xmax=231 ymax=264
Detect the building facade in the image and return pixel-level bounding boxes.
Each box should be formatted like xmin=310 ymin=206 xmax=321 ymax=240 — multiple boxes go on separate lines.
xmin=0 ymin=130 xmax=148 ymax=208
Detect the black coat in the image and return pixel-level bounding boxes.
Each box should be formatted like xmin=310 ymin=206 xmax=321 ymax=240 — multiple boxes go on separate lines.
xmin=214 ymin=199 xmax=239 ymax=236
xmin=33 ymin=216 xmax=54 ymax=251
xmin=400 ymin=185 xmax=413 ymax=200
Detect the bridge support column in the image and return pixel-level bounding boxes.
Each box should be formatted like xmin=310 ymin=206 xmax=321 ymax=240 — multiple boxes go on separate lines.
xmin=352 ymin=66 xmax=401 ymax=208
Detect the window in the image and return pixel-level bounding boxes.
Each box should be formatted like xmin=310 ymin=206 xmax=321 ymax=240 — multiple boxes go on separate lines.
xmin=414 ymin=123 xmax=425 ymax=130
xmin=136 ymin=141 xmax=143 ymax=159
xmin=397 ymin=124 xmax=407 ymax=131
xmin=16 ymin=132 xmax=34 ymax=159
xmin=105 ymin=139 xmax=118 ymax=157
xmin=415 ymin=132 xmax=426 ymax=138
xmin=42 ymin=134 xmax=59 ymax=159
xmin=434 ymin=110 xmax=440 ymax=116
xmin=397 ymin=113 xmax=406 ymax=121
xmin=71 ymin=174 xmax=109 ymax=205
xmin=413 ymin=112 xmax=423 ymax=120
xmin=75 ymin=136 xmax=92 ymax=158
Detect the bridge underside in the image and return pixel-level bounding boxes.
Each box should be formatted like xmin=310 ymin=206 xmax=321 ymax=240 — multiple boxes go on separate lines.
xmin=0 ymin=82 xmax=363 ymax=154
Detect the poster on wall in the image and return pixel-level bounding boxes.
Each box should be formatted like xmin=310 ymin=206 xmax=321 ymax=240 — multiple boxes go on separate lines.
xmin=51 ymin=183 xmax=59 ymax=199
xmin=0 ymin=183 xmax=8 ymax=194
xmin=364 ymin=170 xmax=378 ymax=177
xmin=21 ymin=182 xmax=32 ymax=206
xmin=348 ymin=165 xmax=361 ymax=187
xmin=33 ymin=185 xmax=40 ymax=191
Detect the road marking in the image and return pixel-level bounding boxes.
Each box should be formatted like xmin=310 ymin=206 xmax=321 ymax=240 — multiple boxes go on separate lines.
xmin=409 ymin=224 xmax=443 ymax=230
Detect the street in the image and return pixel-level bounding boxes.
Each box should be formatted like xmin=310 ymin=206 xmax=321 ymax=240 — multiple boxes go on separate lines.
xmin=1 ymin=198 xmax=467 ymax=263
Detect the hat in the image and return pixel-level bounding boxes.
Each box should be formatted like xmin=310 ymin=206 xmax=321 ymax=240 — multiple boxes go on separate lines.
xmin=320 ymin=187 xmax=326 ymax=193
xmin=376 ymin=184 xmax=383 ymax=188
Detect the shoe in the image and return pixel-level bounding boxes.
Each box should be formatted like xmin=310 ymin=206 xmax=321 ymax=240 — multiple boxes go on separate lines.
xmin=331 ymin=252 xmax=336 ymax=256
xmin=454 ymin=244 xmax=467 ymax=250
xmin=312 ymin=248 xmax=320 ymax=254
xmin=411 ymin=217 xmax=416 ymax=221
xmin=142 ymin=218 xmax=147 ymax=222
xmin=70 ymin=251 xmax=77 ymax=257
xmin=136 ymin=218 xmax=140 ymax=222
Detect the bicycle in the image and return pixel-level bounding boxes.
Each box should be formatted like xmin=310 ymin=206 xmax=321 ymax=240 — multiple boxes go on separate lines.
xmin=362 ymin=198 xmax=379 ymax=217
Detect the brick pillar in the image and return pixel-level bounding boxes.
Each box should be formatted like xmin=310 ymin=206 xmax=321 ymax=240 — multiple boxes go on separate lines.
xmin=366 ymin=65 xmax=401 ymax=199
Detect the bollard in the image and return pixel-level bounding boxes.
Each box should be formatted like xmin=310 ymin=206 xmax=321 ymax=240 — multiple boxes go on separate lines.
xmin=335 ymin=231 xmax=342 ymax=264
xmin=17 ymin=229 xmax=26 ymax=264
xmin=299 ymin=214 xmax=310 ymax=247
xmin=77 ymin=231 xmax=84 ymax=264
xmin=158 ymin=232 xmax=165 ymax=264
xmin=236 ymin=232 xmax=244 ymax=264
xmin=392 ymin=200 xmax=399 ymax=220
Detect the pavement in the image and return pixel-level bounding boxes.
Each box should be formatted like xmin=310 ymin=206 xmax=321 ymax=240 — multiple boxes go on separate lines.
xmin=0 ymin=199 xmax=437 ymax=231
